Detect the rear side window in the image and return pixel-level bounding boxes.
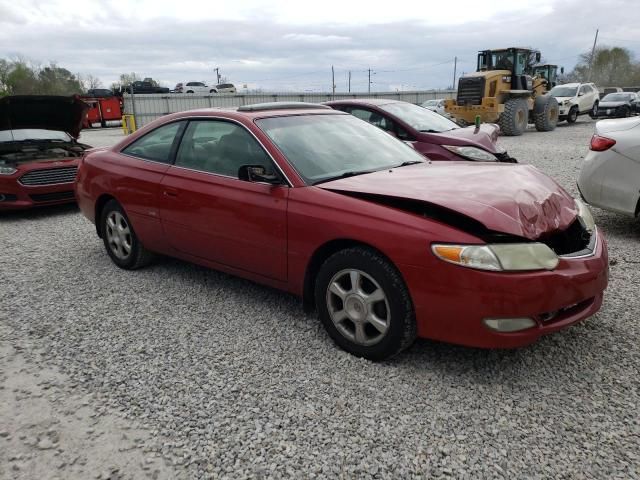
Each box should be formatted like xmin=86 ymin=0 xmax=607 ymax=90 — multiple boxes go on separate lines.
xmin=122 ymin=122 xmax=185 ymax=163
xmin=348 ymin=108 xmax=393 ymax=131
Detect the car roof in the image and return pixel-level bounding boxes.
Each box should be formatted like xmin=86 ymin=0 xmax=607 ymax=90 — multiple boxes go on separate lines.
xmin=325 ymin=98 xmax=401 ymax=107
xmin=162 ymin=103 xmax=347 ymax=121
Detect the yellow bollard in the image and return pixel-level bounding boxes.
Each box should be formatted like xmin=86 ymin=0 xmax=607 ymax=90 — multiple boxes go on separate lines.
xmin=122 ymin=115 xmax=137 ymax=135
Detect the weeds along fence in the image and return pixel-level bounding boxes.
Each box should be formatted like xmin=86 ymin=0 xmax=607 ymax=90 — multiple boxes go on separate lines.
xmin=122 ymin=90 xmax=457 ymax=128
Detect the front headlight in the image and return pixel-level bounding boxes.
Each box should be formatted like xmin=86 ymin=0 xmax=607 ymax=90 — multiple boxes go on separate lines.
xmin=574 ymin=198 xmax=595 ymax=233
xmin=432 ymin=243 xmax=559 ymax=271
xmin=442 ymin=145 xmax=497 ymax=162
xmin=0 ymin=166 xmax=17 ymax=175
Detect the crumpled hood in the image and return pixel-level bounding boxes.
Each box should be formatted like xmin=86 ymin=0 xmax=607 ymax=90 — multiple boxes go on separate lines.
xmin=318 ymin=162 xmax=578 ymax=240
xmin=424 ymin=123 xmax=501 ymax=153
xmin=0 ymin=95 xmax=88 ymax=139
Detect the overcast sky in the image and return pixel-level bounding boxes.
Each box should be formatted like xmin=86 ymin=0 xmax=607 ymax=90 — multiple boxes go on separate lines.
xmin=1 ymin=0 xmax=639 ymax=92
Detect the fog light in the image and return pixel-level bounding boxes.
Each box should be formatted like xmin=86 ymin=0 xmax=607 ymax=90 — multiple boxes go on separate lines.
xmin=483 ymin=317 xmax=536 ymax=333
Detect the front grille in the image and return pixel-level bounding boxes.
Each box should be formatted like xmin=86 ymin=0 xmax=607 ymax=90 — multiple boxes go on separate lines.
xmin=540 ymin=219 xmax=591 ymax=256
xmin=29 ymin=191 xmax=75 ymax=202
xmin=19 ymin=167 xmax=77 ymax=186
xmin=456 ymin=77 xmax=485 ymax=106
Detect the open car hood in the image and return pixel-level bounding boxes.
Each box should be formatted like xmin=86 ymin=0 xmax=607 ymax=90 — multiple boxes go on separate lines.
xmin=0 ymin=95 xmax=88 ymax=139
xmin=317 ymin=162 xmax=578 ymax=240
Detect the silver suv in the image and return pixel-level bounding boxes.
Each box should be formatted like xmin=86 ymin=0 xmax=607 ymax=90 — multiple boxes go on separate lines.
xmin=549 ymin=82 xmax=599 ymax=123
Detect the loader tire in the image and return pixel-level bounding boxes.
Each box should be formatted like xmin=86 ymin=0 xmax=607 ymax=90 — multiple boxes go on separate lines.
xmin=499 ymin=98 xmax=528 ymax=136
xmin=534 ymin=95 xmax=559 ymax=132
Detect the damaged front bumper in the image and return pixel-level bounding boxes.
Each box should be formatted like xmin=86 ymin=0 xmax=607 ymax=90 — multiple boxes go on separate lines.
xmin=400 ymin=229 xmax=608 ymax=348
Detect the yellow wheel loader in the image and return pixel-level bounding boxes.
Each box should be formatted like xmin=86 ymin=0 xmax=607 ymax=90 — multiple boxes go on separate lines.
xmin=444 ymin=48 xmax=559 ymax=136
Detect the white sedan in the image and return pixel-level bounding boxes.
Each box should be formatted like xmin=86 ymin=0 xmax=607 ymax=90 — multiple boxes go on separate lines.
xmin=578 ymin=117 xmax=640 ymax=217
xmin=421 ymin=99 xmax=446 ymax=115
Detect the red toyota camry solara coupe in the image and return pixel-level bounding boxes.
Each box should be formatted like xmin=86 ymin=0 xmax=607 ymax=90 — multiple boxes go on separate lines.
xmin=75 ymin=102 xmax=608 ymax=360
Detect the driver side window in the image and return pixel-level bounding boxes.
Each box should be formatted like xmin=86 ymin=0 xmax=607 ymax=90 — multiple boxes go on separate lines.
xmin=175 ymin=120 xmax=274 ymax=179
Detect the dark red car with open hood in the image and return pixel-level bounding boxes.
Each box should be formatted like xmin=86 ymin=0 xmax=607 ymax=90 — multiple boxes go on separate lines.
xmin=75 ymin=103 xmax=607 ymax=360
xmin=326 ymin=99 xmax=515 ymax=162
xmin=0 ymin=95 xmax=90 ymax=210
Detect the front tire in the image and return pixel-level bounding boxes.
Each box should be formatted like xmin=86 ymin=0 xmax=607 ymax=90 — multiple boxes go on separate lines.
xmin=567 ymin=106 xmax=578 ymax=124
xmin=100 ymin=200 xmax=154 ymax=270
xmin=498 ymin=98 xmax=528 ymax=136
xmin=533 ymin=95 xmax=559 ymax=132
xmin=314 ymin=247 xmax=416 ymax=361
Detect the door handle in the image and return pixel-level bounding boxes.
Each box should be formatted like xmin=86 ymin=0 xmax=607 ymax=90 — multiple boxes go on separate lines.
xmin=163 ymin=188 xmax=178 ymax=198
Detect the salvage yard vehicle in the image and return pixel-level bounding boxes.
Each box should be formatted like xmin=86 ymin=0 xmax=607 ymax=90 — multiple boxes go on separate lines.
xmin=578 ymin=117 xmax=640 ymax=217
xmin=174 ymin=82 xmax=218 ymax=94
xmin=0 ymin=95 xmax=91 ymax=210
xmin=326 ymin=99 xmax=515 ymax=162
xmin=549 ymin=83 xmax=600 ymax=123
xmin=444 ymin=47 xmax=559 ymax=136
xmin=75 ymin=102 xmax=608 ymax=360
xmin=421 ymin=99 xmax=447 ymax=115
xmin=590 ymin=92 xmax=639 ymax=119
xmin=122 ymin=78 xmax=170 ymax=94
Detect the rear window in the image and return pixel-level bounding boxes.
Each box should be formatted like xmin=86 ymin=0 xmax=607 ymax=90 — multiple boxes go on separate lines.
xmin=0 ymin=129 xmax=71 ymax=143
xmin=379 ymin=102 xmax=458 ymax=133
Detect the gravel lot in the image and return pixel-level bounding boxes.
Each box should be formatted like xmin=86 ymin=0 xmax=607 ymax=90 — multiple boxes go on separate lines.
xmin=2 ymin=119 xmax=639 ymax=479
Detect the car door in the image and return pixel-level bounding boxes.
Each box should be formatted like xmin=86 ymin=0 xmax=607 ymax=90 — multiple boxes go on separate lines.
xmin=116 ymin=120 xmax=187 ymax=251
xmin=158 ymin=119 xmax=289 ymax=281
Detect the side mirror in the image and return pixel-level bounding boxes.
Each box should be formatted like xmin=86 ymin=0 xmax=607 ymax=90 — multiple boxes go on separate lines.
xmin=238 ymin=165 xmax=282 ymax=185
xmin=578 ymin=92 xmax=584 ymax=97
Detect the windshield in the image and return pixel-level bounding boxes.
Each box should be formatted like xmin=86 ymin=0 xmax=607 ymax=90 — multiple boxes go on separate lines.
xmin=550 ymin=86 xmax=578 ymax=97
xmin=0 ymin=129 xmax=72 ymax=143
xmin=256 ymin=114 xmax=427 ymax=185
xmin=379 ymin=102 xmax=458 ymax=133
xmin=602 ymin=93 xmax=632 ymax=102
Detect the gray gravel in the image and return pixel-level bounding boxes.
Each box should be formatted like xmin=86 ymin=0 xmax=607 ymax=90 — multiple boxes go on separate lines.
xmin=1 ymin=117 xmax=639 ymax=479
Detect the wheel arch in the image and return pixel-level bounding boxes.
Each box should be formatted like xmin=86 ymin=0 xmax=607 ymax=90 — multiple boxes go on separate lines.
xmin=302 ymin=238 xmax=397 ymax=313
xmin=94 ymin=193 xmax=118 ymax=238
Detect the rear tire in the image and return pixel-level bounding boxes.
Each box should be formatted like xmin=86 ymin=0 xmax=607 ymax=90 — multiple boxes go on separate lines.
xmin=533 ymin=95 xmax=559 ymax=132
xmin=498 ymin=98 xmax=529 ymax=136
xmin=100 ymin=200 xmax=155 ymax=270
xmin=620 ymin=106 xmax=631 ymax=118
xmin=589 ymin=101 xmax=599 ymax=119
xmin=314 ymin=247 xmax=416 ymax=361
xmin=566 ymin=106 xmax=578 ymax=124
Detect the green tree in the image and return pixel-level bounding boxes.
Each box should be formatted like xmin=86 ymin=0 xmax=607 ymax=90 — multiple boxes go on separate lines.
xmin=37 ymin=63 xmax=84 ymax=95
xmin=568 ymin=46 xmax=640 ymax=86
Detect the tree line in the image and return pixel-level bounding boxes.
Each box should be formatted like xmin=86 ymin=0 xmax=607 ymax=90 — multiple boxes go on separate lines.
xmin=1 ymin=46 xmax=640 ymax=97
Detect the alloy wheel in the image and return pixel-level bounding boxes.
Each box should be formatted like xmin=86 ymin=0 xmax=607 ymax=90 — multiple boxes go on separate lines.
xmin=105 ymin=211 xmax=132 ymax=260
xmin=326 ymin=269 xmax=390 ymax=346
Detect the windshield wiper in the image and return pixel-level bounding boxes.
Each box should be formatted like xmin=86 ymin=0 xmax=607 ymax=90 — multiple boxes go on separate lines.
xmin=313 ymin=170 xmax=374 ymax=185
xmin=395 ymin=160 xmax=423 ymax=167
xmin=418 ymin=129 xmax=445 ymax=133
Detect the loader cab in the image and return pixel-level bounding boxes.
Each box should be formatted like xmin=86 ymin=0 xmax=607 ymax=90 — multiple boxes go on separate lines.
xmin=532 ymin=64 xmax=563 ymax=89
xmin=477 ymin=48 xmax=540 ymax=90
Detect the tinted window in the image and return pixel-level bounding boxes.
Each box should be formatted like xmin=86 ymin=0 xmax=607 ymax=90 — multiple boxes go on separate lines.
xmin=122 ymin=122 xmax=184 ymax=163
xmin=257 ymin=114 xmax=426 ymax=185
xmin=175 ymin=120 xmax=273 ymax=178
xmin=347 ymin=108 xmax=394 ymax=133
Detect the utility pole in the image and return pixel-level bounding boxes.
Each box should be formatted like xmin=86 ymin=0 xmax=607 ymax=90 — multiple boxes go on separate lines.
xmin=368 ymin=69 xmax=371 ymax=93
xmin=332 ymin=65 xmax=335 ymax=96
xmin=348 ymin=71 xmax=351 ymax=93
xmin=214 ymin=67 xmax=220 ymax=84
xmin=588 ymin=29 xmax=599 ymax=81
xmin=452 ymin=56 xmax=458 ymax=90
